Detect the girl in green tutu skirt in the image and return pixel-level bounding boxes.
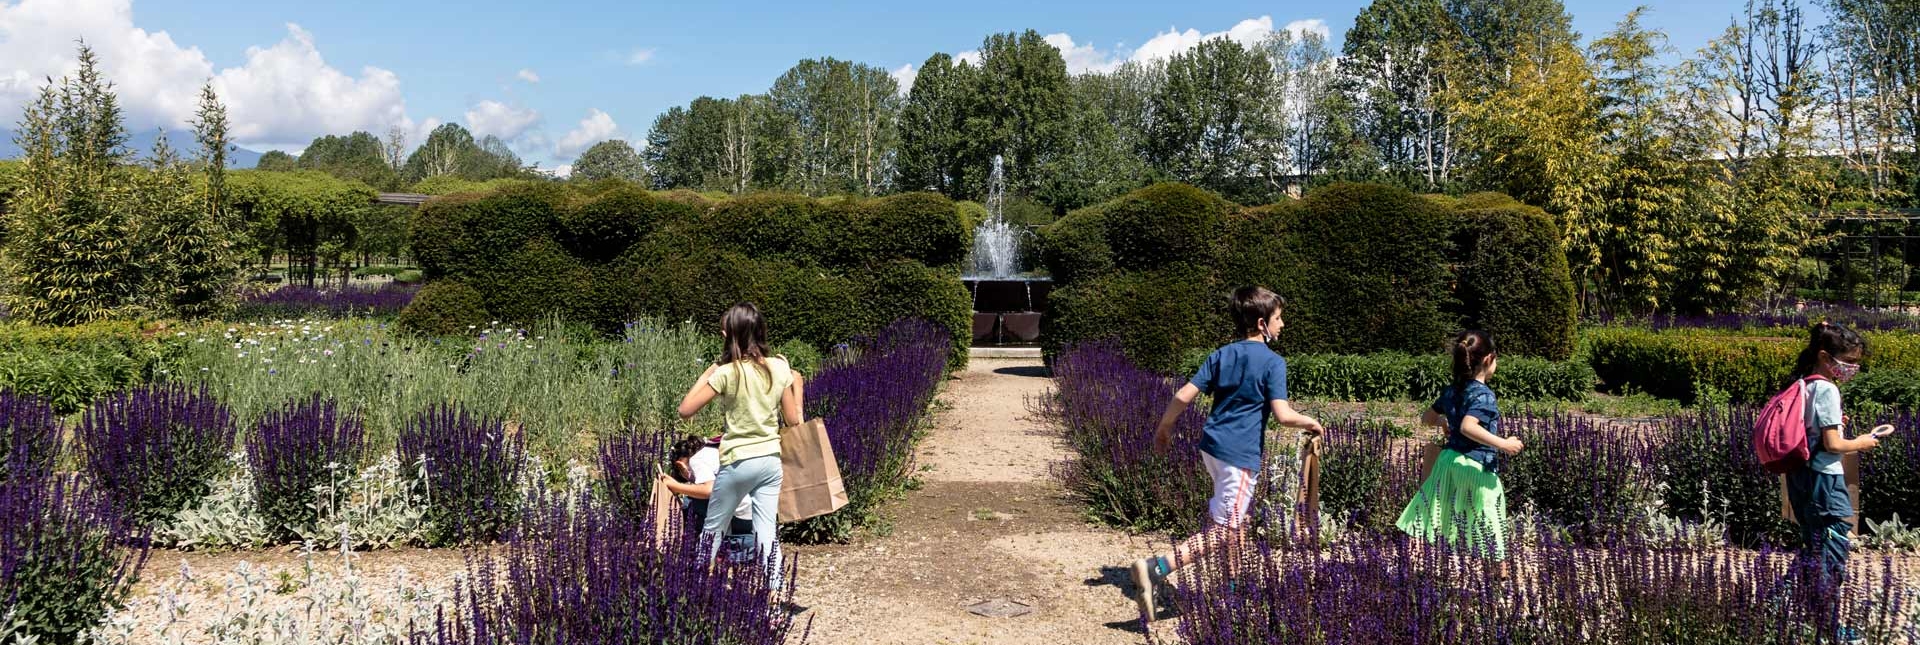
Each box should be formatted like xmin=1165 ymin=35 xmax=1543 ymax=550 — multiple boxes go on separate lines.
xmin=1397 ymin=330 xmax=1524 ymax=563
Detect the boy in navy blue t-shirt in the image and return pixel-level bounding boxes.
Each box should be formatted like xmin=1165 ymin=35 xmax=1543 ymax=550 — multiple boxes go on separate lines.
xmin=1127 ymin=286 xmax=1324 ymax=621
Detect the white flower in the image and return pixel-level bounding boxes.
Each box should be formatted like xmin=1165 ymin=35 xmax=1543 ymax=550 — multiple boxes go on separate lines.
xmin=262 ymin=358 xmax=272 ymax=364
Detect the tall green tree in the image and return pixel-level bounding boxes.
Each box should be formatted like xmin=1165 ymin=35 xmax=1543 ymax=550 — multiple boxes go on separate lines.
xmin=1667 ymin=0 xmax=1826 ymax=312
xmin=968 ymin=30 xmax=1071 ymax=198
xmin=1146 ymin=37 xmax=1283 ymax=202
xmin=148 ymin=83 xmax=242 ymax=318
xmin=571 ymin=139 xmax=647 ymax=183
xmin=1034 ymin=71 xmax=1154 ymax=210
xmin=297 ymin=131 xmax=398 ymax=189
xmin=1821 ymin=0 xmax=1919 ymax=203
xmin=895 ymin=53 xmax=976 ymax=196
xmin=1578 ymin=10 xmax=1690 ymax=314
xmin=768 ymin=58 xmax=900 ymax=195
xmin=255 ymin=150 xmax=297 ymax=171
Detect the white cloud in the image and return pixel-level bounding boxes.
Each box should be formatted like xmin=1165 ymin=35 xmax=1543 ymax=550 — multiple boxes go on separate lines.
xmin=626 ymin=48 xmax=656 ymax=66
xmin=1283 ymin=19 xmax=1331 ymax=42
xmin=464 ymin=100 xmax=541 ymax=140
xmin=551 ymin=163 xmax=573 ymax=178
xmin=0 ymin=0 xmax=418 ymax=148
xmin=955 ymin=49 xmax=981 ymax=66
xmin=1043 ymin=33 xmax=1122 ymax=74
xmin=889 ymin=63 xmax=917 ymax=94
xmin=516 ymin=68 xmax=540 ymax=83
xmin=1131 ymin=16 xmax=1276 ymax=63
xmin=555 ymin=108 xmax=618 ymax=159
xmin=210 ymin=24 xmax=415 ymax=144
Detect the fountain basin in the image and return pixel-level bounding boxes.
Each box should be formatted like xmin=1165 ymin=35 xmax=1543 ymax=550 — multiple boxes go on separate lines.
xmin=964 ymin=277 xmax=1051 ymax=346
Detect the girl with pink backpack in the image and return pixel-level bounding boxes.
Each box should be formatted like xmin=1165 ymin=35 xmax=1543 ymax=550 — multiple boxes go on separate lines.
xmin=1769 ymin=322 xmax=1885 ymax=641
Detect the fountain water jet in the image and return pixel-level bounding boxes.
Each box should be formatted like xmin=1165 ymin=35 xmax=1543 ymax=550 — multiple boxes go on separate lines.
xmin=962 ymin=155 xmax=1049 ymax=346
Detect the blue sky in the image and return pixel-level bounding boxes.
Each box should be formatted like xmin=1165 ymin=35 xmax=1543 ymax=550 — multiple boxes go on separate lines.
xmin=1 ymin=0 xmax=1784 ymax=172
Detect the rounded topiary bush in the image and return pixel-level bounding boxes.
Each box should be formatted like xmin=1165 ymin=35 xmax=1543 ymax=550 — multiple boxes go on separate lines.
xmin=1045 ymin=264 xmax=1228 ymax=374
xmin=856 ymin=192 xmax=970 ymax=270
xmin=398 ymin=281 xmax=491 ymax=337
xmin=1278 ymin=182 xmax=1452 ymax=356
xmin=852 ymin=261 xmax=972 ymax=371
xmin=1039 ymin=204 xmax=1116 ymax=284
xmin=1101 ymin=183 xmax=1228 ymax=272
xmin=701 ymin=193 xmax=822 ymax=263
xmin=560 ymin=184 xmax=685 ymax=263
xmin=470 ymin=240 xmax=596 ymax=325
xmin=1446 ymin=202 xmax=1577 ymax=360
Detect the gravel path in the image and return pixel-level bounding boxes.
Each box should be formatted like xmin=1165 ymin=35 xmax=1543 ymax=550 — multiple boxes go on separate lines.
xmin=788 ymin=358 xmax=1175 ymax=644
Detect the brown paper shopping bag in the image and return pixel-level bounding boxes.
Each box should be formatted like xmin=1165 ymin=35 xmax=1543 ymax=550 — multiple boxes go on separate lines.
xmin=1300 ymin=435 xmax=1323 ymax=519
xmin=1779 ymin=453 xmax=1862 ymax=534
xmin=649 ymin=478 xmax=679 ymax=546
xmin=777 ymin=419 xmax=849 ymax=523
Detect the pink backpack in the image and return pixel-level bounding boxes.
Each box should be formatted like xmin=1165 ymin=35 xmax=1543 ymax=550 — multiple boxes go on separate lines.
xmin=1753 ymin=375 xmax=1827 ymax=475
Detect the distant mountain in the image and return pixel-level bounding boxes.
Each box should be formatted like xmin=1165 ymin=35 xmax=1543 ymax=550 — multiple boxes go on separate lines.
xmin=0 ymin=129 xmax=264 ymax=168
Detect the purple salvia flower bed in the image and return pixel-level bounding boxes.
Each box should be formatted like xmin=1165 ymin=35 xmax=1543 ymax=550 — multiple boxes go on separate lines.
xmin=398 ymin=404 xmax=525 ymax=546
xmin=422 ymin=490 xmax=804 ymax=645
xmin=785 ymin=319 xmax=950 ymax=543
xmin=1655 ymin=407 xmax=1799 ymax=547
xmin=1169 ymin=531 xmax=1912 ymax=644
xmin=78 ymin=384 xmax=236 ymax=526
xmin=1860 ymin=410 xmax=1920 ymax=525
xmin=236 ymin=283 xmax=419 ymax=319
xmin=1043 ymin=341 xmax=1212 ymax=533
xmin=1 ymin=390 xmax=61 ymax=485
xmin=1631 ymin=300 xmax=1920 ymax=333
xmin=1499 ymin=412 xmax=1658 ymax=542
xmin=0 ymin=472 xmax=149 ymax=645
xmin=598 ymin=430 xmax=673 ymax=529
xmin=246 ymin=394 xmax=365 ymax=541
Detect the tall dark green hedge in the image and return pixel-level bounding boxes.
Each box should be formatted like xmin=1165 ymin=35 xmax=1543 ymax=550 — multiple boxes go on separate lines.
xmin=1040 ymin=182 xmax=1576 ymax=373
xmin=408 ymin=186 xmax=972 ymax=367
xmin=1438 ymin=194 xmax=1578 ymax=360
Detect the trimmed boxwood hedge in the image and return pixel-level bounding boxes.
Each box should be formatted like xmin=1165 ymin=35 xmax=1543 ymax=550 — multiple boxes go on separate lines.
xmin=1439 ymin=195 xmax=1577 ymax=360
xmin=1585 ymin=326 xmax=1920 ymax=404
xmin=1176 ymin=348 xmax=1594 ymax=402
xmin=1040 ymin=182 xmax=1574 ymax=372
xmin=408 ymin=186 xmax=972 ymax=367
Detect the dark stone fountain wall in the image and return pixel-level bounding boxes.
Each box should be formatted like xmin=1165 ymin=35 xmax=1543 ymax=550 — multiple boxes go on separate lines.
xmin=964 ymin=279 xmax=1051 ymax=346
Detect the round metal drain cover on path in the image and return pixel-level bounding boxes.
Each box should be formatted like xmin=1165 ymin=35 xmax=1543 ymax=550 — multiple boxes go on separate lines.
xmin=966 ymin=598 xmax=1034 ymax=618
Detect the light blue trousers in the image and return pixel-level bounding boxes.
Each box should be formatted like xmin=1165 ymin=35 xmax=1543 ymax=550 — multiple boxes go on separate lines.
xmin=703 ymin=454 xmax=782 ymax=584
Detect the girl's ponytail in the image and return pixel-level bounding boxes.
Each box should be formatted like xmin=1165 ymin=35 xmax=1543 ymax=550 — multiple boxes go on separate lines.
xmin=1450 ymin=330 xmax=1496 ymax=410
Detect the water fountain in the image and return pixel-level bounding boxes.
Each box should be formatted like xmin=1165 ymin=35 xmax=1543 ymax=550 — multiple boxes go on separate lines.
xmin=963 ymin=155 xmax=1051 ymax=346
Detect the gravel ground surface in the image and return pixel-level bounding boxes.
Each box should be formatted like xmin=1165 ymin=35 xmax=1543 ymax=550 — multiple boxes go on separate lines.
xmin=787 ymin=358 xmax=1173 ymax=644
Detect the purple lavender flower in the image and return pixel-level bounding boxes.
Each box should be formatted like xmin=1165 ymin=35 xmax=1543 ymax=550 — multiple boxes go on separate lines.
xmin=235 ymin=283 xmax=419 ymax=320
xmin=397 ymin=404 xmax=524 ymax=546
xmin=246 ymin=394 xmax=365 ymax=541
xmin=78 ymin=384 xmax=237 ymax=526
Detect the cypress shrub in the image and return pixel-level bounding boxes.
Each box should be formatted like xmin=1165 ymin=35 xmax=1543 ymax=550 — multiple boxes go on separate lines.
xmin=1037 ymin=203 xmax=1116 ymax=284
xmin=1045 ymin=264 xmax=1227 ymax=374
xmin=411 ymin=184 xmax=971 ymax=365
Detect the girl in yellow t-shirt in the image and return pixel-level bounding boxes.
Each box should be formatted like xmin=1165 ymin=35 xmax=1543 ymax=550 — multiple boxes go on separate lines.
xmin=674 ymin=303 xmax=805 ymax=577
